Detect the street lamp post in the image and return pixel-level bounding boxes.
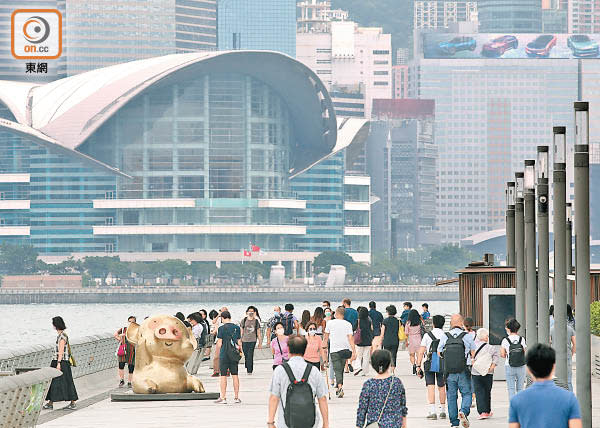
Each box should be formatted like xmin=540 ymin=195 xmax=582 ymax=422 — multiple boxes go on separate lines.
xmin=524 ymin=160 xmax=537 ymax=345
xmin=537 ymin=147 xmax=550 ymax=344
xmin=574 ymin=102 xmax=591 ymax=427
xmin=553 ymin=126 xmax=568 ymax=388
xmin=566 ymin=203 xmax=573 ymax=307
xmin=506 ymin=182 xmax=516 ymax=266
xmin=515 ymin=172 xmax=526 ymax=330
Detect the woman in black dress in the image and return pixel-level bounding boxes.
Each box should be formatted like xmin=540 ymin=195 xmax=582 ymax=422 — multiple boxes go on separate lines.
xmin=43 ymin=316 xmax=78 ymax=410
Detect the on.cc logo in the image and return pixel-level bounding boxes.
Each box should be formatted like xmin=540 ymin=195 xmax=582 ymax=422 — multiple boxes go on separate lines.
xmin=22 ymin=16 xmax=50 ymax=44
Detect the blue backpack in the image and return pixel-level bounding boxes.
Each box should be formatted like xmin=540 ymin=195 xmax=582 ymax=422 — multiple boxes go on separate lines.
xmin=424 ymin=331 xmax=442 ymax=373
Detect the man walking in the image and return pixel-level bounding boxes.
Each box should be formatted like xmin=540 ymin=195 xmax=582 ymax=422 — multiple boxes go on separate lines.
xmin=509 ymin=344 xmax=581 ymax=428
xmin=266 ymin=306 xmax=282 ymax=341
xmin=268 ymin=335 xmax=329 ymax=428
xmin=416 ymin=314 xmax=447 ymax=420
xmin=323 ymin=306 xmax=356 ymax=398
xmin=342 ymin=298 xmax=358 ymax=330
xmin=368 ymin=301 xmax=384 ymax=341
xmin=282 ymin=303 xmax=299 ymax=336
xmin=214 ymin=311 xmax=242 ymax=404
xmin=438 ymin=314 xmax=476 ymax=428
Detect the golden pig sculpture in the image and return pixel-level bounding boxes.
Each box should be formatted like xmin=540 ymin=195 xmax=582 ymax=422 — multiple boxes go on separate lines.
xmin=126 ymin=314 xmax=205 ymax=394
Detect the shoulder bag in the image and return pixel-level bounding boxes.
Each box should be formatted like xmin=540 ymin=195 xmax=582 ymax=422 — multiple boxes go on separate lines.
xmin=276 ymin=338 xmax=289 ymax=363
xmin=398 ymin=319 xmax=407 ymax=341
xmin=472 ymin=343 xmax=493 ymax=376
xmin=116 ymin=326 xmax=127 ymax=357
xmin=365 ymin=377 xmax=396 ymax=428
xmin=63 ymin=334 xmax=77 ymax=367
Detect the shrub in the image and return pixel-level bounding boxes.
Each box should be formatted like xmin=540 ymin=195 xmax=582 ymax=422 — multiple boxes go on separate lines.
xmin=592 ymin=301 xmax=600 ymax=336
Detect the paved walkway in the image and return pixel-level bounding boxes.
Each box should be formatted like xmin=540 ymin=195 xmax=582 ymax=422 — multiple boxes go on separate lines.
xmin=39 ymin=348 xmax=599 ymax=428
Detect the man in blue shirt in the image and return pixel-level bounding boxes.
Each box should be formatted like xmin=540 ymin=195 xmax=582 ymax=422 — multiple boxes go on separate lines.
xmin=438 ymin=314 xmax=476 ymax=428
xmin=368 ymin=301 xmax=384 ymax=337
xmin=509 ymin=343 xmax=581 ymax=428
xmin=400 ymin=301 xmax=412 ymax=326
xmin=421 ymin=303 xmax=431 ymax=320
xmin=342 ymin=298 xmax=358 ymax=330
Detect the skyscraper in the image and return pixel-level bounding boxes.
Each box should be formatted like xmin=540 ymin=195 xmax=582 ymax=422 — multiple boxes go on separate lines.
xmin=569 ymin=0 xmax=600 ymax=33
xmin=414 ymin=1 xmax=478 ymax=29
xmin=175 ymin=0 xmax=217 ymax=52
xmin=478 ymin=0 xmax=542 ymax=33
xmin=217 ymin=0 xmax=296 ymax=57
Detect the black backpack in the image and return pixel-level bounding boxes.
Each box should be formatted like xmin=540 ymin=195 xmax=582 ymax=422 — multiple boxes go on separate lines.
xmin=507 ymin=336 xmax=525 ymax=367
xmin=282 ymin=313 xmax=295 ymax=336
xmin=282 ymin=363 xmax=316 ymax=428
xmin=424 ymin=331 xmax=442 ymax=372
xmin=198 ymin=321 xmax=208 ymax=347
xmin=442 ymin=332 xmax=467 ymax=374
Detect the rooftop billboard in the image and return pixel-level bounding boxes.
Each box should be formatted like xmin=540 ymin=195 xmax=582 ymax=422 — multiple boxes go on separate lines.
xmin=423 ymin=33 xmax=600 ymax=59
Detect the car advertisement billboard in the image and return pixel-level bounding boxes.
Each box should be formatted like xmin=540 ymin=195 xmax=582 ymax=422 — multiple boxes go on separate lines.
xmin=423 ymin=33 xmax=600 ymax=59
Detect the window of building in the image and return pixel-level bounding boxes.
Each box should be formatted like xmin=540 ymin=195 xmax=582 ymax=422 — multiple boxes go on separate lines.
xmin=374 ymin=60 xmax=388 ymax=65
xmin=178 ymin=148 xmax=203 ymax=170
xmin=148 ymin=149 xmax=173 ymax=171
xmin=251 ymin=149 xmax=264 ymax=171
xmin=374 ymin=81 xmax=389 ymax=86
xmin=152 ymin=242 xmax=168 ymax=252
xmin=123 ymin=211 xmax=139 ymax=225
xmin=372 ymin=50 xmax=390 ymax=55
xmin=178 ymin=176 xmax=204 ymax=198
xmin=148 ymin=176 xmax=173 ymax=198
xmin=374 ymin=70 xmax=389 ymax=75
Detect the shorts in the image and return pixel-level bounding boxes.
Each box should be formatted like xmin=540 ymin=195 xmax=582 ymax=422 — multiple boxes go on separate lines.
xmin=425 ymin=370 xmax=445 ymax=387
xmin=219 ymin=357 xmax=239 ymax=376
xmin=118 ymin=362 xmax=134 ymax=373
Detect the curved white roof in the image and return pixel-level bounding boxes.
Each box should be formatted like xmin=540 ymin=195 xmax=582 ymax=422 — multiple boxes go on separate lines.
xmin=0 ymin=80 xmax=39 ymax=124
xmin=461 ymin=228 xmax=506 ymax=246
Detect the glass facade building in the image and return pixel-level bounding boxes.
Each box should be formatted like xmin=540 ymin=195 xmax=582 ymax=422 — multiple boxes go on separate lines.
xmin=217 ymin=0 xmax=296 ymax=57
xmin=478 ymin=0 xmax=542 ymax=33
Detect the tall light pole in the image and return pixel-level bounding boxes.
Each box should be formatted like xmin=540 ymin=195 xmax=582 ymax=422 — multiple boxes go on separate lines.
xmin=553 ymin=126 xmax=568 ymax=388
xmin=574 ymin=101 xmax=591 ymax=427
xmin=524 ymin=160 xmax=537 ymax=345
xmin=537 ymin=147 xmax=550 ymax=344
xmin=506 ymin=182 xmax=516 ymax=266
xmin=515 ymin=172 xmax=526 ymax=330
xmin=566 ymin=203 xmax=573 ymax=307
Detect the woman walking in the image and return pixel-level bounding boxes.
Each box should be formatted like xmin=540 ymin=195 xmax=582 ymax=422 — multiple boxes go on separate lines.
xmin=43 ymin=316 xmax=78 ymax=410
xmin=299 ymin=310 xmax=311 ymax=335
xmin=471 ymin=328 xmax=498 ymax=419
xmin=356 ymin=349 xmax=408 ymax=428
xmin=354 ymin=306 xmax=373 ymax=377
xmin=114 ymin=316 xmax=136 ymax=388
xmin=270 ymin=322 xmax=289 ymax=370
xmin=240 ymin=306 xmax=262 ymax=374
xmin=303 ymin=321 xmax=327 ymax=369
xmin=404 ymin=309 xmax=423 ymax=374
xmin=312 ymin=306 xmax=326 ymax=335
xmin=379 ymin=305 xmax=400 ymax=371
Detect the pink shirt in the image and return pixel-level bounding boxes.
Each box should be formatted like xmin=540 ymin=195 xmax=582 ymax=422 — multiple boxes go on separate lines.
xmin=271 ymin=336 xmax=289 ymax=365
xmin=303 ymin=335 xmax=323 ymax=363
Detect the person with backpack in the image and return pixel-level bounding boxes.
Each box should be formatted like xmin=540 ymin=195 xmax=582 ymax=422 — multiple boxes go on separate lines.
xmin=438 ymin=314 xmax=476 ymax=428
xmin=240 ymin=305 xmax=262 ymax=375
xmin=355 ymin=349 xmax=408 ymax=428
xmin=471 ymin=328 xmax=498 ymax=419
xmin=500 ymin=318 xmax=527 ymax=400
xmin=282 ymin=303 xmax=300 ymax=336
xmin=214 ymin=311 xmax=242 ymax=404
xmin=268 ymin=335 xmax=329 ymax=428
xmin=416 ymin=314 xmax=447 ymax=421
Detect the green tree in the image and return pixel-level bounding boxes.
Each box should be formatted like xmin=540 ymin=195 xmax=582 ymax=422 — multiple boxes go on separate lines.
xmin=313 ymin=251 xmax=356 ymax=275
xmin=83 ymin=256 xmax=120 ymax=285
xmin=160 ymin=259 xmax=191 ymax=284
xmin=0 ymin=244 xmax=39 ymax=274
xmin=592 ymin=301 xmax=600 ymax=336
xmin=190 ymin=262 xmax=219 ymax=284
xmin=427 ymin=245 xmax=473 ymax=270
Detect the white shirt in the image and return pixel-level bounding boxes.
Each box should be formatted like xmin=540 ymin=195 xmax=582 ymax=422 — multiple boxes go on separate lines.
xmin=325 ymin=318 xmax=353 ymax=353
xmin=420 ymin=327 xmax=445 ymax=352
xmin=501 ymin=334 xmax=527 ymax=366
xmin=191 ymin=323 xmax=203 ymax=340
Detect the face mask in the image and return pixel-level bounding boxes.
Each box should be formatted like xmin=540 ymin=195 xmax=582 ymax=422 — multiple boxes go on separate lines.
xmin=274 ymin=312 xmax=280 ymax=317
xmin=325 ymin=311 xmax=332 ymax=317
xmin=308 ymin=330 xmax=316 ymax=336
xmin=276 ymin=328 xmax=284 ymax=335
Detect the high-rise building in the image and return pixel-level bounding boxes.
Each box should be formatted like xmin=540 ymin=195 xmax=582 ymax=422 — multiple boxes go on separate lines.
xmin=478 ymin=0 xmax=542 ymax=33
xmin=393 ymin=66 xmax=409 ymax=99
xmin=297 ymin=0 xmax=348 ymax=33
xmin=217 ymin=0 xmax=296 ymax=57
xmin=175 ymin=0 xmax=217 ymax=52
xmin=542 ymin=0 xmax=568 ymax=32
xmin=414 ymin=1 xmax=478 ymax=29
xmin=396 ymin=48 xmax=409 ymax=65
xmin=297 ymin=21 xmax=392 ymax=118
xmin=569 ymin=0 xmax=600 ymax=33
xmin=368 ymin=100 xmax=437 ymax=253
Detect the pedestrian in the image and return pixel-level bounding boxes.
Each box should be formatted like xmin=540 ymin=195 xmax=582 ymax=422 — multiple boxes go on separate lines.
xmin=209 ymin=309 xmax=221 ymax=376
xmin=549 ymin=319 xmax=576 ymax=391
xmin=421 ymin=303 xmax=431 ymax=320
xmin=379 ymin=305 xmax=400 ymax=370
xmin=304 ymin=321 xmax=327 ymax=370
xmin=567 ymin=304 xmax=576 ymax=329
xmin=368 ymin=301 xmax=384 ymax=341
xmin=354 ymin=306 xmax=373 ymax=377
xmin=400 ymin=302 xmax=412 ymax=326
xmin=500 ymin=318 xmax=527 ymax=400
xmin=438 ymin=313 xmax=476 ymax=428
xmin=416 ymin=314 xmax=447 ymax=421
xmin=300 ymin=309 xmax=311 ymax=335
xmin=405 ymin=309 xmax=424 ymax=374
xmin=199 ymin=309 xmax=212 ymax=361
xmin=267 ymin=335 xmax=329 ymax=428
xmin=214 ymin=311 xmax=242 ymax=404
xmin=43 ymin=316 xmax=78 ymax=410
xmin=266 ymin=306 xmax=283 ymax=342
xmin=271 ymin=322 xmax=290 ymax=369
xmin=187 ymin=312 xmax=205 ymax=375
xmin=311 ymin=306 xmax=326 ymax=335
xmin=114 ymin=315 xmax=136 ymax=388
xmin=240 ymin=305 xmax=262 ymax=375
xmin=323 ymin=306 xmax=356 ymax=398
xmin=508 ymin=344 xmax=582 ymax=428
xmin=322 ymin=300 xmax=331 ymax=310
xmin=175 ymin=311 xmax=191 ymax=328
xmin=471 ymin=328 xmax=498 ymax=419
xmin=355 ymin=349 xmax=408 ymax=428
xmin=342 ymin=298 xmax=359 ymax=330
xmin=282 ymin=303 xmax=299 ymax=336
xmin=464 ymin=318 xmax=476 ymax=340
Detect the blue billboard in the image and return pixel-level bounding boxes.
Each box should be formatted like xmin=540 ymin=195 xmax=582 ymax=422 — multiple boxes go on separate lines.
xmin=423 ymin=33 xmax=600 ymax=59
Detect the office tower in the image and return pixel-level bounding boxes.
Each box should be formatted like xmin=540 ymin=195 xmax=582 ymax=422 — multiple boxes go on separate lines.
xmin=175 ymin=0 xmax=217 ymax=52
xmin=396 ymin=48 xmax=409 ymax=65
xmin=297 ymin=0 xmax=348 ymax=33
xmin=368 ymin=99 xmax=437 ymax=252
xmin=393 ymin=66 xmax=409 ymax=99
xmin=217 ymin=0 xmax=296 ymax=57
xmin=414 ymin=1 xmax=478 ymax=29
xmin=478 ymin=0 xmax=542 ymax=32
xmin=569 ymin=0 xmax=600 ymax=33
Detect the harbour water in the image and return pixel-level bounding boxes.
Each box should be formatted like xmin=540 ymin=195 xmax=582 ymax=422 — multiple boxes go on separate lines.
xmin=2 ymin=300 xmax=459 ymax=350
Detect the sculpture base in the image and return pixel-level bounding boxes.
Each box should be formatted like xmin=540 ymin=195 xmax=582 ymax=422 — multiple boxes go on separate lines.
xmin=111 ymin=392 xmax=220 ymax=402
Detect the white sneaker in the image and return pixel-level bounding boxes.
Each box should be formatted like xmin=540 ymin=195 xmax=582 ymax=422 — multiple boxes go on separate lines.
xmin=458 ymin=411 xmax=470 ymax=428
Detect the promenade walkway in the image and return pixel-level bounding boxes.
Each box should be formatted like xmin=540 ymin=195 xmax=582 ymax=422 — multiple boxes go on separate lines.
xmin=38 ymin=347 xmax=599 ymax=428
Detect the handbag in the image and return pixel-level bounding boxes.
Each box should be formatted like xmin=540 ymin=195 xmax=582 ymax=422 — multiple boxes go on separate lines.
xmin=472 ymin=343 xmax=493 ymax=376
xmin=276 ymin=338 xmax=289 ymax=363
xmin=116 ymin=326 xmax=127 ymax=357
xmin=353 ymin=323 xmax=362 ymax=345
xmin=65 ymin=335 xmax=76 ymax=367
xmin=398 ymin=322 xmax=407 ymax=341
xmin=365 ymin=377 xmax=396 ymax=428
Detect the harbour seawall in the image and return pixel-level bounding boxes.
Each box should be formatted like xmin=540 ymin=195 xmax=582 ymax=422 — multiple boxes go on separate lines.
xmin=0 ymin=285 xmax=458 ymax=304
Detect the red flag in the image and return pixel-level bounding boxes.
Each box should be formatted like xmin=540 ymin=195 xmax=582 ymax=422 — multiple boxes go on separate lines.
xmin=251 ymin=245 xmax=260 ymax=253
xmin=243 ymin=250 xmax=252 ymax=257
